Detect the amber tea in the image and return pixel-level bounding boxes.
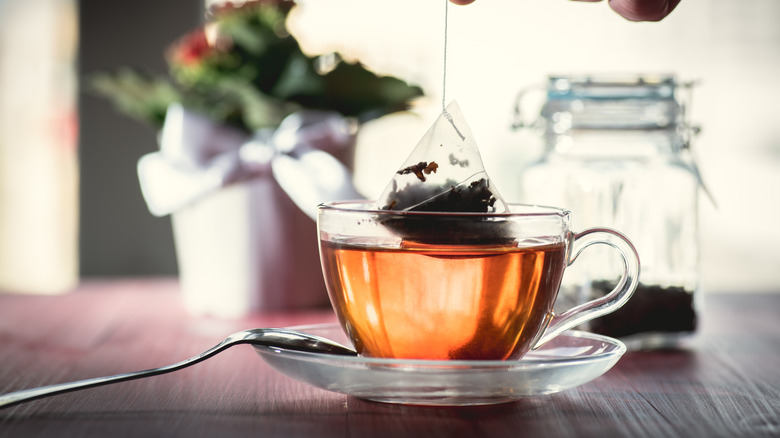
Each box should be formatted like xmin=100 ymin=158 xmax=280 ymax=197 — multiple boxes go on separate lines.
xmin=320 ymin=240 xmax=568 ymax=360
xmin=317 ymin=201 xmax=640 ymax=362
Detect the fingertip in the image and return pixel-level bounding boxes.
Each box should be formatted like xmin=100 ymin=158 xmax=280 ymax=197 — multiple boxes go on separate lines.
xmin=608 ymin=0 xmax=676 ymax=22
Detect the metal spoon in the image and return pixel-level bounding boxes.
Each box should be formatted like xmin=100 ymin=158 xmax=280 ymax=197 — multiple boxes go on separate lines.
xmin=0 ymin=328 xmax=356 ymax=409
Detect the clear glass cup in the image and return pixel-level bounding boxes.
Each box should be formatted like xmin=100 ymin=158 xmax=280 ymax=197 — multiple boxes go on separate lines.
xmin=317 ymin=201 xmax=640 ymax=360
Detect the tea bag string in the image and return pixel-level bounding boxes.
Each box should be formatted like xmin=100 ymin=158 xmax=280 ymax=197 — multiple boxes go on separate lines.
xmin=442 ymin=0 xmax=466 ymax=141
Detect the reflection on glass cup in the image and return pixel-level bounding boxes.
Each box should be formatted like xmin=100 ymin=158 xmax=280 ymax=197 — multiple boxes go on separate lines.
xmin=317 ymin=201 xmax=640 ymax=361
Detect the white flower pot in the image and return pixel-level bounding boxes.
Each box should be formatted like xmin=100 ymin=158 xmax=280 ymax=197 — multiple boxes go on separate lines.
xmin=171 ymin=176 xmax=329 ymax=318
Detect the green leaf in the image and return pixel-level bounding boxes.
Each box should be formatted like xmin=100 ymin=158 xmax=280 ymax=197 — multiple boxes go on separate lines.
xmin=88 ymin=68 xmax=181 ymax=129
xmin=284 ymin=60 xmax=424 ymax=120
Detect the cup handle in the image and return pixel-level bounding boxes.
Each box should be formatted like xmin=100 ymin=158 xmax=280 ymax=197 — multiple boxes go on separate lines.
xmin=532 ymin=228 xmax=641 ymax=349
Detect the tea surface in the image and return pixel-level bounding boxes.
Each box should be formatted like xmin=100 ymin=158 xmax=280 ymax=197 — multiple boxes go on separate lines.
xmin=320 ymin=240 xmax=567 ymax=360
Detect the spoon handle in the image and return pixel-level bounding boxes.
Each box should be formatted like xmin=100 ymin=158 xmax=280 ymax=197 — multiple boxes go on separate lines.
xmin=0 ymin=338 xmax=234 ymax=410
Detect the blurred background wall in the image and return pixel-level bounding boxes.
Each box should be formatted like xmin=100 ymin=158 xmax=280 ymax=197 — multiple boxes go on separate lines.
xmin=1 ymin=0 xmax=778 ymax=294
xmin=78 ymin=0 xmax=202 ymax=277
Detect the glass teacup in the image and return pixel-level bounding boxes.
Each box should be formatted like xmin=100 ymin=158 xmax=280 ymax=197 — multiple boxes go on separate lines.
xmin=317 ymin=201 xmax=639 ymax=360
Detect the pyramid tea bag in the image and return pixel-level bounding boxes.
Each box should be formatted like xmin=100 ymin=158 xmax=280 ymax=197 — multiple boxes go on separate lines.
xmin=377 ymin=101 xmax=507 ymax=214
xmin=376 ymin=101 xmax=511 ymax=244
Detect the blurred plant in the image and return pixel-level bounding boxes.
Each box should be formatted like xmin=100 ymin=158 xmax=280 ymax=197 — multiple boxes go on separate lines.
xmin=90 ymin=0 xmax=423 ymax=133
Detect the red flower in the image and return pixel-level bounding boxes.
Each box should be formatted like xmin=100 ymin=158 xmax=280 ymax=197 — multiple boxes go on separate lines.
xmin=167 ymin=28 xmax=213 ymax=67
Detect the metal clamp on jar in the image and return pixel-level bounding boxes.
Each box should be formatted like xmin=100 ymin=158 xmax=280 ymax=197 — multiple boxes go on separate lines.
xmin=514 ymin=74 xmax=710 ymax=350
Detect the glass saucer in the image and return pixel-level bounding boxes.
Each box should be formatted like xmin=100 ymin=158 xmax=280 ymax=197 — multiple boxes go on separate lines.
xmin=253 ymin=323 xmax=625 ymax=406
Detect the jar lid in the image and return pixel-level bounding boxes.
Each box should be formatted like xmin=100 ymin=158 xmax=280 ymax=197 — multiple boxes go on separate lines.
xmin=542 ymin=74 xmax=681 ymax=130
xmin=546 ymin=74 xmax=677 ymax=100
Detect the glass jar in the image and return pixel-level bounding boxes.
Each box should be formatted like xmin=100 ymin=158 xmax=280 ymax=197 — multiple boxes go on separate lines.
xmin=515 ymin=74 xmax=706 ymax=349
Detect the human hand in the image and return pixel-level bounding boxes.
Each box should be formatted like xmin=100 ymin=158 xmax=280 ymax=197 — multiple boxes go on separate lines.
xmin=571 ymin=0 xmax=681 ymax=21
xmin=448 ymin=0 xmax=681 ymax=22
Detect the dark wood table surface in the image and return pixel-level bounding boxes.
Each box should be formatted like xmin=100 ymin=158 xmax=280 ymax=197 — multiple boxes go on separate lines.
xmin=0 ymin=278 xmax=778 ymax=438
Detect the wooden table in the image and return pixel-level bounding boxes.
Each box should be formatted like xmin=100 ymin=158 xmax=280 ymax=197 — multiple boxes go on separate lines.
xmin=1 ymin=279 xmax=778 ymax=438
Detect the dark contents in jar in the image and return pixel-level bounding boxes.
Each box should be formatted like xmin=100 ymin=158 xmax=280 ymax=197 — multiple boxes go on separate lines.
xmin=589 ymin=281 xmax=697 ymax=339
